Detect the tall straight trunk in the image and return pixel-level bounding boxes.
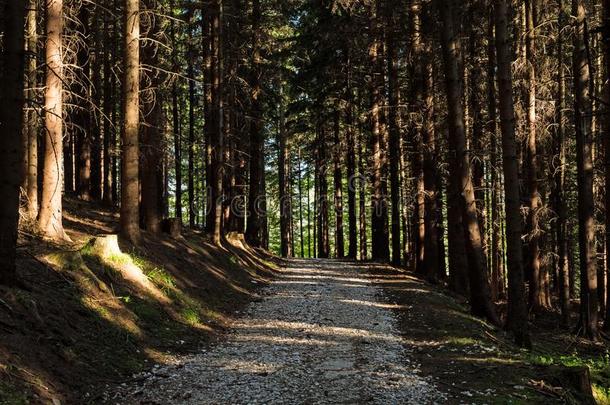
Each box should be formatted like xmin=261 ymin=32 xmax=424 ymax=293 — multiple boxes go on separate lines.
xmin=0 ymin=0 xmax=27 ymax=284
xmin=75 ymin=5 xmax=91 ymax=201
xmin=188 ymin=29 xmax=196 ymax=227
xmin=140 ymin=0 xmax=163 ymax=234
xmin=358 ymin=123 xmax=368 ymax=260
xmin=209 ymin=0 xmax=224 ymax=244
xmin=468 ymin=8 xmax=487 ymax=267
xmin=604 ymin=0 xmax=610 ymax=331
xmin=345 ymin=58 xmax=358 ymax=259
xmin=387 ymin=10 xmax=402 ymax=266
xmin=369 ymin=0 xmax=390 ymax=262
xmin=307 ymin=168 xmax=312 ymax=258
xmin=556 ymin=0 xmax=570 ymax=326
xmin=487 ymin=8 xmax=502 ymax=300
xmin=317 ymin=122 xmax=330 ymax=258
xmin=245 ymin=0 xmax=265 ymax=247
xmin=495 ymin=0 xmax=531 ymax=347
xmin=25 ymin=0 xmax=39 ymax=219
xmin=102 ymin=2 xmax=113 ymax=205
xmin=111 ymin=0 xmax=119 ymax=204
xmin=422 ymin=41 xmax=440 ymax=282
xmin=573 ymin=0 xmax=599 ymax=339
xmin=333 ymin=110 xmax=345 ymax=258
xmin=298 ymin=151 xmax=305 ymax=257
xmin=202 ymin=4 xmax=212 ymax=229
xmin=172 ymin=83 xmax=182 ymax=220
xmin=90 ymin=10 xmax=102 ymax=201
xmin=120 ymin=0 xmax=140 ymax=244
xmin=171 ymin=1 xmax=182 ymax=222
xmin=439 ymin=0 xmax=500 ymax=325
xmin=141 ymin=94 xmax=163 ymax=234
xmin=524 ymin=0 xmax=544 ymax=311
xmin=278 ymin=97 xmax=292 ymax=257
xmin=39 ymin=0 xmax=68 ymax=240
xmin=409 ymin=0 xmax=425 ymax=273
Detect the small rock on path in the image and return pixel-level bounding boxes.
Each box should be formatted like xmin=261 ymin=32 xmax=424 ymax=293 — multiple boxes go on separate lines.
xmin=108 ymin=259 xmax=446 ymax=404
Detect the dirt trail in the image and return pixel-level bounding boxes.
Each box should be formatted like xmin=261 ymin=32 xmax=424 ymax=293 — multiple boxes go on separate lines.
xmin=107 ymin=259 xmax=445 ymax=404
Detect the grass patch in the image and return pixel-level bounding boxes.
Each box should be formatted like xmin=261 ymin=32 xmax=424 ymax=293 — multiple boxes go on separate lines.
xmin=0 ymin=380 xmax=28 ymax=405
xmin=181 ymin=307 xmax=201 ymax=326
xmin=528 ymin=351 xmax=610 ymax=402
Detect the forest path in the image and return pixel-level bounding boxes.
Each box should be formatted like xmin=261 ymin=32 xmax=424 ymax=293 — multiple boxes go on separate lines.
xmin=108 ymin=258 xmax=445 ymax=404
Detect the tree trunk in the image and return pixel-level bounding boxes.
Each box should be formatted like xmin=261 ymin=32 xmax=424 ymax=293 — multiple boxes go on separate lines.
xmin=494 ymin=0 xmax=531 ymax=346
xmin=573 ymin=0 xmax=599 ymax=339
xmin=140 ymin=1 xmax=163 ymax=235
xmin=358 ymin=122 xmax=368 ymax=260
xmin=600 ymin=0 xmax=610 ymax=332
xmin=369 ymin=0 xmax=390 ymax=262
xmin=345 ymin=56 xmax=358 ymax=260
xmin=333 ymin=110 xmax=345 ymax=259
xmin=439 ymin=0 xmax=500 ymax=326
xmin=487 ymin=7 xmax=502 ymax=301
xmin=102 ymin=1 xmax=113 ymax=205
xmin=245 ymin=0 xmax=265 ymax=248
xmin=120 ymin=0 xmax=141 ymax=244
xmin=39 ymin=0 xmax=68 ymax=240
xmin=523 ymin=0 xmax=544 ymax=312
xmin=0 ymin=0 xmax=27 ymax=285
xmin=556 ymin=0 xmax=570 ymax=327
xmin=387 ymin=8 xmax=402 ymax=266
xmin=422 ymin=40 xmax=440 ymax=283
xmin=25 ymin=0 xmax=39 ymax=220
xmin=317 ymin=122 xmax=330 ymax=258
xmin=279 ymin=94 xmax=292 ymax=257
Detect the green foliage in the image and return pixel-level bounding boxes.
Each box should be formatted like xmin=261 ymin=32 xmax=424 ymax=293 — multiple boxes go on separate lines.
xmin=0 ymin=380 xmax=28 ymax=405
xmin=528 ymin=351 xmax=610 ymax=401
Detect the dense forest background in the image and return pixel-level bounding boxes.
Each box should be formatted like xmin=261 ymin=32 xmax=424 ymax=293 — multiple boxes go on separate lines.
xmin=3 ymin=0 xmax=610 ymax=366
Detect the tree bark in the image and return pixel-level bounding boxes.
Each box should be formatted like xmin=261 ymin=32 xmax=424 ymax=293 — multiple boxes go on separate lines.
xmin=120 ymin=0 xmax=141 ymax=244
xmin=573 ymin=0 xmax=599 ymax=339
xmin=245 ymin=0 xmax=265 ymax=247
xmin=524 ymin=0 xmax=544 ymax=312
xmin=439 ymin=0 xmax=500 ymax=326
xmin=555 ymin=0 xmax=570 ymax=327
xmin=345 ymin=53 xmax=358 ymax=260
xmin=333 ymin=110 xmax=345 ymax=259
xmin=279 ymin=93 xmax=293 ymax=257
xmin=39 ymin=0 xmax=68 ymax=240
xmin=317 ymin=121 xmax=330 ymax=258
xmin=25 ymin=0 xmax=39 ymax=220
xmin=494 ymin=0 xmax=531 ymax=346
xmin=369 ymin=0 xmax=389 ymax=262
xmin=387 ymin=7 xmax=402 ymax=266
xmin=0 ymin=0 xmax=27 ymax=284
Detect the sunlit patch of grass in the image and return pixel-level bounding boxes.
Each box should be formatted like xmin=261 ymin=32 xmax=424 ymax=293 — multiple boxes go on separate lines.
xmin=146 ymin=267 xmax=176 ymax=294
xmin=528 ymin=351 xmax=610 ymax=402
xmin=594 ymin=384 xmax=610 ymax=405
xmin=445 ymin=337 xmax=480 ymax=346
xmin=181 ymin=307 xmax=201 ymax=326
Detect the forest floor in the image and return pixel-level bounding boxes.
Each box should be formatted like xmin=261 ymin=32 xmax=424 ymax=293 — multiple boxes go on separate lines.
xmin=1 ymin=198 xmax=609 ymax=404
xmin=0 ymin=197 xmax=280 ymax=404
xmin=106 ymin=258 xmax=606 ymax=404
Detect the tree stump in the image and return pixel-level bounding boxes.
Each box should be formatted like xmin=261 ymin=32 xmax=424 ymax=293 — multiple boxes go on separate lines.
xmin=161 ymin=218 xmax=182 ymax=238
xmin=86 ymin=234 xmax=123 ymax=258
xmin=549 ymin=365 xmax=595 ymax=404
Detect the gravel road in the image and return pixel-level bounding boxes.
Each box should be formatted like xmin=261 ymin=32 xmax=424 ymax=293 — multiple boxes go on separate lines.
xmin=108 ymin=259 xmax=445 ymax=404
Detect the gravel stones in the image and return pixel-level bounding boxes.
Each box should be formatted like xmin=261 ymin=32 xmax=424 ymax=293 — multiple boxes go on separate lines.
xmin=107 ymin=259 xmax=446 ymax=404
